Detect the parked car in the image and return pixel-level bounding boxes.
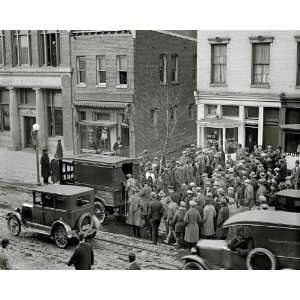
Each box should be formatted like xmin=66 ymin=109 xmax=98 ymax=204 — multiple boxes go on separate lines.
xmin=182 ymin=210 xmax=300 ymax=270
xmin=6 ymin=185 xmax=100 ymax=248
xmin=60 ymin=154 xmax=140 ymax=223
xmin=274 ymin=189 xmax=300 ymax=212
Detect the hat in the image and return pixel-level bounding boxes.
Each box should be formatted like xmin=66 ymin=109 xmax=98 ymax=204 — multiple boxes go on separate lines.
xmin=126 ymin=174 xmax=132 ymax=178
xmin=202 ymin=173 xmax=208 ymax=177
xmin=187 ymin=190 xmax=193 ymax=194
xmin=228 ymin=168 xmax=234 ymax=173
xmin=244 ymin=179 xmax=250 ymax=184
xmin=220 ymin=197 xmax=227 ymax=204
xmin=143 ymin=149 xmax=148 ymax=154
xmin=274 ymin=167 xmax=280 ymax=171
xmin=195 ymin=187 xmax=201 ymax=192
xmin=158 ymin=190 xmax=166 ymax=197
xmin=179 ymin=201 xmax=186 ymax=209
xmin=262 ymin=203 xmax=269 ymax=210
xmin=258 ymin=195 xmax=267 ymax=202
xmin=189 ymin=200 xmax=197 ymax=207
xmin=260 ymin=172 xmax=266 ymax=177
xmin=190 ymin=182 xmax=196 ymax=187
xmin=151 ymin=192 xmax=157 ymax=198
xmin=228 ymin=187 xmax=234 ymax=191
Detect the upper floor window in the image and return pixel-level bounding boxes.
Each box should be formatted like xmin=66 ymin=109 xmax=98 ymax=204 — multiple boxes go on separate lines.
xmin=117 ymin=55 xmax=127 ymax=86
xmin=159 ymin=54 xmax=167 ymax=85
xmin=192 ymin=54 xmax=197 ymax=82
xmin=96 ymin=55 xmax=106 ymax=86
xmin=12 ymin=30 xmax=31 ymax=66
xmin=47 ymin=90 xmax=63 ymax=137
xmin=245 ymin=106 xmax=259 ymax=120
xmin=78 ymin=111 xmax=86 ymax=121
xmin=252 ymin=43 xmax=270 ymax=85
xmin=222 ymin=105 xmax=239 ymax=117
xmin=0 ymin=90 xmax=10 ymax=131
xmin=297 ymin=42 xmax=300 ymax=86
xmin=93 ymin=112 xmax=110 ymax=121
xmin=0 ymin=31 xmax=5 ymax=66
xmin=207 ymin=104 xmax=217 ymax=117
xmin=39 ymin=31 xmax=60 ymax=67
xmin=171 ymin=54 xmax=178 ymax=83
xmin=76 ymin=56 xmax=87 ymax=85
xmin=211 ymin=44 xmax=227 ymax=84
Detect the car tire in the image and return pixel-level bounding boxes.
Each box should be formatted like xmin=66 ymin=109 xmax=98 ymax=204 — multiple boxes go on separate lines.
xmin=183 ymin=261 xmax=205 ymax=270
xmin=246 ymin=248 xmax=276 ymax=270
xmin=87 ymin=231 xmax=97 ymax=239
xmin=94 ymin=201 xmax=106 ymax=224
xmin=53 ymin=225 xmax=69 ymax=249
xmin=7 ymin=215 xmax=21 ymax=236
xmin=77 ymin=213 xmax=95 ymax=234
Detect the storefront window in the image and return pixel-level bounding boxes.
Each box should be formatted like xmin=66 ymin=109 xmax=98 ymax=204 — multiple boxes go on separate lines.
xmin=286 ymin=108 xmax=300 ymax=124
xmin=245 ymin=107 xmax=259 ymax=120
xmin=223 ymin=105 xmax=239 ymax=117
xmin=285 ymin=132 xmax=300 ymax=153
xmin=225 ymin=127 xmax=238 ymax=153
xmin=205 ymin=127 xmax=221 ymax=149
xmin=207 ymin=105 xmax=217 ymax=116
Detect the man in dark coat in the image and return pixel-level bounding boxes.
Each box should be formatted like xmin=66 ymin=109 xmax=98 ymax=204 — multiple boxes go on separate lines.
xmin=127 ymin=252 xmax=141 ymax=270
xmin=148 ymin=192 xmax=164 ymax=244
xmin=55 ymin=139 xmax=63 ymax=160
xmin=50 ymin=154 xmax=60 ymax=184
xmin=40 ymin=149 xmax=51 ymax=184
xmin=67 ymin=233 xmax=94 ymax=270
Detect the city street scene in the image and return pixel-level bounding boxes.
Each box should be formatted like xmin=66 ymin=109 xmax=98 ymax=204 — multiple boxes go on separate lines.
xmin=0 ymin=30 xmax=300 ymax=270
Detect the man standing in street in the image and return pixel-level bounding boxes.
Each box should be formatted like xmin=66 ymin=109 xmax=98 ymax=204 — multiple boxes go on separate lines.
xmin=148 ymin=192 xmax=164 ymax=244
xmin=291 ymin=160 xmax=300 ymax=189
xmin=40 ymin=149 xmax=51 ymax=185
xmin=0 ymin=239 xmax=14 ymax=270
xmin=127 ymin=252 xmax=141 ymax=270
xmin=67 ymin=233 xmax=94 ymax=270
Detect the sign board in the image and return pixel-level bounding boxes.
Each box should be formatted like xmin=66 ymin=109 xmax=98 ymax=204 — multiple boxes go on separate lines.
xmin=0 ymin=76 xmax=62 ymax=88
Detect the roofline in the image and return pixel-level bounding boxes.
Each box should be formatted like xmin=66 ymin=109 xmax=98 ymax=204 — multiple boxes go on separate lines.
xmin=153 ymin=30 xmax=197 ymax=42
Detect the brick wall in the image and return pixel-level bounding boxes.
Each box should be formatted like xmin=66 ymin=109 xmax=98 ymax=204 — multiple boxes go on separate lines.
xmin=134 ymin=30 xmax=197 ymax=158
xmin=197 ymin=30 xmax=300 ymax=95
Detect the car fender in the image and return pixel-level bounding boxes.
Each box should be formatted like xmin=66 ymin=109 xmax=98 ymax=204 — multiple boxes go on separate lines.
xmin=51 ymin=220 xmax=73 ymax=239
xmin=182 ymin=255 xmax=208 ymax=270
xmin=6 ymin=211 xmax=22 ymax=224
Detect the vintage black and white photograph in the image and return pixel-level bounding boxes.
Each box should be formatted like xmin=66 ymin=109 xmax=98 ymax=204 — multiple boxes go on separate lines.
xmin=0 ymin=2 xmax=300 ymax=285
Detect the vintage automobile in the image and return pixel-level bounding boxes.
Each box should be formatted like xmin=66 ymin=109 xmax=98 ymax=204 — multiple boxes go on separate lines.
xmin=182 ymin=210 xmax=300 ymax=270
xmin=274 ymin=189 xmax=300 ymax=213
xmin=6 ymin=185 xmax=100 ymax=248
xmin=60 ymin=154 xmax=140 ymax=223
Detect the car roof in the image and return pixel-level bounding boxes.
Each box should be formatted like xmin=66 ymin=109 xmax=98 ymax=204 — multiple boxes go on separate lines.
xmin=32 ymin=185 xmax=94 ymax=196
xmin=224 ymin=210 xmax=300 ymax=228
xmin=276 ymin=189 xmax=300 ymax=199
xmin=63 ymin=154 xmax=139 ymax=165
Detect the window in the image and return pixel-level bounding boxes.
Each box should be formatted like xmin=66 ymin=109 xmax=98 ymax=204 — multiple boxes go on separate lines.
xmin=150 ymin=109 xmax=158 ymax=125
xmin=12 ymin=30 xmax=31 ymax=66
xmin=171 ymin=54 xmax=178 ymax=83
xmin=211 ymin=44 xmax=227 ymax=84
xmin=286 ymin=108 xmax=300 ymax=124
xmin=0 ymin=90 xmax=10 ymax=131
xmin=159 ymin=54 xmax=167 ymax=85
xmin=188 ymin=103 xmax=196 ymax=119
xmin=207 ymin=104 xmax=217 ymax=116
xmin=39 ymin=31 xmax=60 ymax=67
xmin=0 ymin=31 xmax=5 ymax=65
xmin=297 ymin=42 xmax=300 ymax=86
xmin=92 ymin=112 xmax=110 ymax=121
xmin=192 ymin=54 xmax=197 ymax=81
xmin=78 ymin=111 xmax=86 ymax=121
xmin=47 ymin=90 xmax=63 ymax=136
xmin=252 ymin=43 xmax=270 ymax=84
xmin=76 ymin=56 xmax=87 ymax=84
xmin=76 ymin=196 xmax=90 ymax=207
xmin=18 ymin=89 xmax=35 ymax=105
xmin=117 ymin=55 xmax=127 ymax=86
xmin=96 ymin=55 xmax=106 ymax=86
xmin=245 ymin=107 xmax=259 ymax=119
xmin=222 ymin=105 xmax=239 ymax=117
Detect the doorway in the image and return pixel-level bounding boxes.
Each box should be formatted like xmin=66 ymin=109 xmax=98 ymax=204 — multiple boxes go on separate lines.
xmin=24 ymin=116 xmax=36 ymax=148
xmin=245 ymin=126 xmax=258 ymax=152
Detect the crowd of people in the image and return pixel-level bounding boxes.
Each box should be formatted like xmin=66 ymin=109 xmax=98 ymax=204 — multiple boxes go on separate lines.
xmin=126 ymin=143 xmax=300 ymax=248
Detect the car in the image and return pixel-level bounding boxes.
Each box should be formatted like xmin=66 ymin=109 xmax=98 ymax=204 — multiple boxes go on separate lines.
xmin=274 ymin=189 xmax=300 ymax=212
xmin=60 ymin=154 xmax=140 ymax=223
xmin=182 ymin=210 xmax=300 ymax=270
xmin=6 ymin=185 xmax=100 ymax=248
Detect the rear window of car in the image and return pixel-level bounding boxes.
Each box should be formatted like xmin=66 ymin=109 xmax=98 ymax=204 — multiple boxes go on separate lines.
xmin=55 ymin=195 xmax=66 ymax=210
xmin=76 ymin=195 xmax=90 ymax=207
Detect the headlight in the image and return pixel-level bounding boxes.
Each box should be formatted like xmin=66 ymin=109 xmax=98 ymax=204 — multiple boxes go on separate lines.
xmin=190 ymin=247 xmax=198 ymax=254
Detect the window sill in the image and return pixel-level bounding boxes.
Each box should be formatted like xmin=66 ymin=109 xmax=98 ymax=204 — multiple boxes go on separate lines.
xmin=160 ymin=82 xmax=167 ymax=86
xmin=77 ymin=83 xmax=87 ymax=88
xmin=116 ymin=84 xmax=128 ymax=89
xmin=171 ymin=81 xmax=179 ymax=85
xmin=209 ymin=83 xmax=227 ymax=87
xmin=96 ymin=83 xmax=107 ymax=88
xmin=250 ymin=83 xmax=270 ymax=89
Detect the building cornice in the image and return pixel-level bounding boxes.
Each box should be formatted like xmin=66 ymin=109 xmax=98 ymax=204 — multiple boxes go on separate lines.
xmin=154 ymin=30 xmax=197 ymax=42
xmin=249 ymin=36 xmax=274 ymax=43
xmin=0 ymin=67 xmax=72 ymax=75
xmin=208 ymin=37 xmax=230 ymax=44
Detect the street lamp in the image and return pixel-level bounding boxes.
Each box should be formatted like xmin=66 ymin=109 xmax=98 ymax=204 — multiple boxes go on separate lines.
xmin=32 ymin=123 xmax=41 ymax=185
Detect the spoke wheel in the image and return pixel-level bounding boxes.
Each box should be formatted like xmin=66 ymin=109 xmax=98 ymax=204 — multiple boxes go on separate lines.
xmin=94 ymin=201 xmax=106 ymax=224
xmin=183 ymin=261 xmax=205 ymax=270
xmin=54 ymin=226 xmax=69 ymax=249
xmin=7 ymin=215 xmax=21 ymax=236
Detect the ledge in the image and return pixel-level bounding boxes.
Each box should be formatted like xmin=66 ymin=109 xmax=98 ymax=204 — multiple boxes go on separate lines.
xmin=96 ymin=83 xmax=107 ymax=88
xmin=208 ymin=37 xmax=231 ymax=44
xmin=116 ymin=84 xmax=128 ymax=89
xmin=250 ymin=83 xmax=270 ymax=89
xmin=209 ymin=83 xmax=228 ymax=87
xmin=249 ymin=36 xmax=274 ymax=43
xmin=77 ymin=83 xmax=87 ymax=88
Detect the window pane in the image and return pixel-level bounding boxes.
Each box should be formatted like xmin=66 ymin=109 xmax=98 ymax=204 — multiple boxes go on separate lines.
xmin=118 ymin=56 xmax=127 ymax=70
xmin=99 ymin=71 xmax=106 ymax=83
xmin=12 ymin=34 xmax=18 ymax=65
xmin=19 ymin=35 xmax=29 ymax=65
xmin=119 ymin=71 xmax=127 ymax=84
xmin=245 ymin=107 xmax=259 ymax=119
xmin=79 ymin=57 xmax=86 ymax=70
xmin=3 ymin=105 xmax=10 ymax=130
xmin=78 ymin=111 xmax=86 ymax=121
xmin=39 ymin=32 xmax=45 ymax=65
xmin=0 ymin=36 xmax=3 ymax=64
xmin=223 ymin=105 xmax=239 ymax=117
xmin=207 ymin=105 xmax=217 ymax=115
xmin=212 ymin=44 xmax=227 ymax=83
xmin=97 ymin=56 xmax=105 ymax=70
xmin=79 ymin=71 xmax=86 ymax=83
xmin=54 ymin=108 xmax=63 ymax=136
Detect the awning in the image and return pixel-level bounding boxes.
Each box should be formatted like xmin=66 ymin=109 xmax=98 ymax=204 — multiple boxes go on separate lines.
xmin=197 ymin=118 xmax=242 ymax=128
xmin=280 ymin=124 xmax=300 ymax=130
xmin=74 ymin=100 xmax=128 ymax=109
xmin=79 ymin=120 xmax=117 ymax=127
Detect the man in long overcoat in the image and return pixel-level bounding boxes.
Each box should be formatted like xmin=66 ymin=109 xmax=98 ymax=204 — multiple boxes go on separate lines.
xmin=139 ymin=182 xmax=152 ymax=229
xmin=202 ymin=194 xmax=216 ymax=238
xmin=148 ymin=193 xmax=164 ymax=244
xmin=40 ymin=149 xmax=51 ymax=184
xmin=244 ymin=179 xmax=255 ymax=208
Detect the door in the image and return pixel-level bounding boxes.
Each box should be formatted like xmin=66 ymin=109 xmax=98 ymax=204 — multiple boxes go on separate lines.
xmin=24 ymin=116 xmax=36 ymax=148
xmin=245 ymin=126 xmax=258 ymax=152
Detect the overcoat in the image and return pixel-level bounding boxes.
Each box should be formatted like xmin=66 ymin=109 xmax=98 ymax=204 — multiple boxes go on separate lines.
xmin=40 ymin=153 xmax=51 ymax=178
xmin=126 ymin=194 xmax=143 ymax=227
xmin=202 ymin=204 xmax=216 ymax=236
xmin=184 ymin=207 xmax=202 ymax=243
xmin=173 ymin=208 xmax=186 ymax=233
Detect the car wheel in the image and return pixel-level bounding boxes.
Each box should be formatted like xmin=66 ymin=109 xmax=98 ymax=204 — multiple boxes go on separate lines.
xmin=246 ymin=248 xmax=276 ymax=270
xmin=183 ymin=261 xmax=205 ymax=270
xmin=94 ymin=201 xmax=106 ymax=224
xmin=87 ymin=231 xmax=97 ymax=239
xmin=7 ymin=215 xmax=21 ymax=236
xmin=54 ymin=226 xmax=69 ymax=249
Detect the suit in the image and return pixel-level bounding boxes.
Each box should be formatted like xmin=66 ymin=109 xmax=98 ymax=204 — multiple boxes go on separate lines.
xmin=68 ymin=242 xmax=94 ymax=270
xmin=127 ymin=261 xmax=141 ymax=270
xmin=292 ymin=165 xmax=300 ymax=189
xmin=148 ymin=199 xmax=164 ymax=244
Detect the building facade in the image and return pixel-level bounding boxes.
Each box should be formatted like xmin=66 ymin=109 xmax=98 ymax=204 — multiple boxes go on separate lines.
xmin=71 ymin=30 xmax=197 ymax=157
xmin=195 ymin=31 xmax=300 ymax=155
xmin=0 ymin=30 xmax=72 ymax=153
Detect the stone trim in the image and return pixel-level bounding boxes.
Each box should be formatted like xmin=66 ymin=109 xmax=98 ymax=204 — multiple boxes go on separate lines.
xmin=249 ymin=36 xmax=274 ymax=43
xmin=208 ymin=37 xmax=231 ymax=44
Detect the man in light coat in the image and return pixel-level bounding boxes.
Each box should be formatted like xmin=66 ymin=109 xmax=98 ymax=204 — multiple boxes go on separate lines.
xmin=202 ymin=193 xmax=216 ymax=239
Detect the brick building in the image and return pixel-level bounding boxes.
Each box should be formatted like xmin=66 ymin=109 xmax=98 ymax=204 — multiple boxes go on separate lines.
xmin=71 ymin=30 xmax=197 ymax=157
xmin=0 ymin=30 xmax=72 ymax=153
xmin=195 ymin=31 xmax=300 ymax=155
